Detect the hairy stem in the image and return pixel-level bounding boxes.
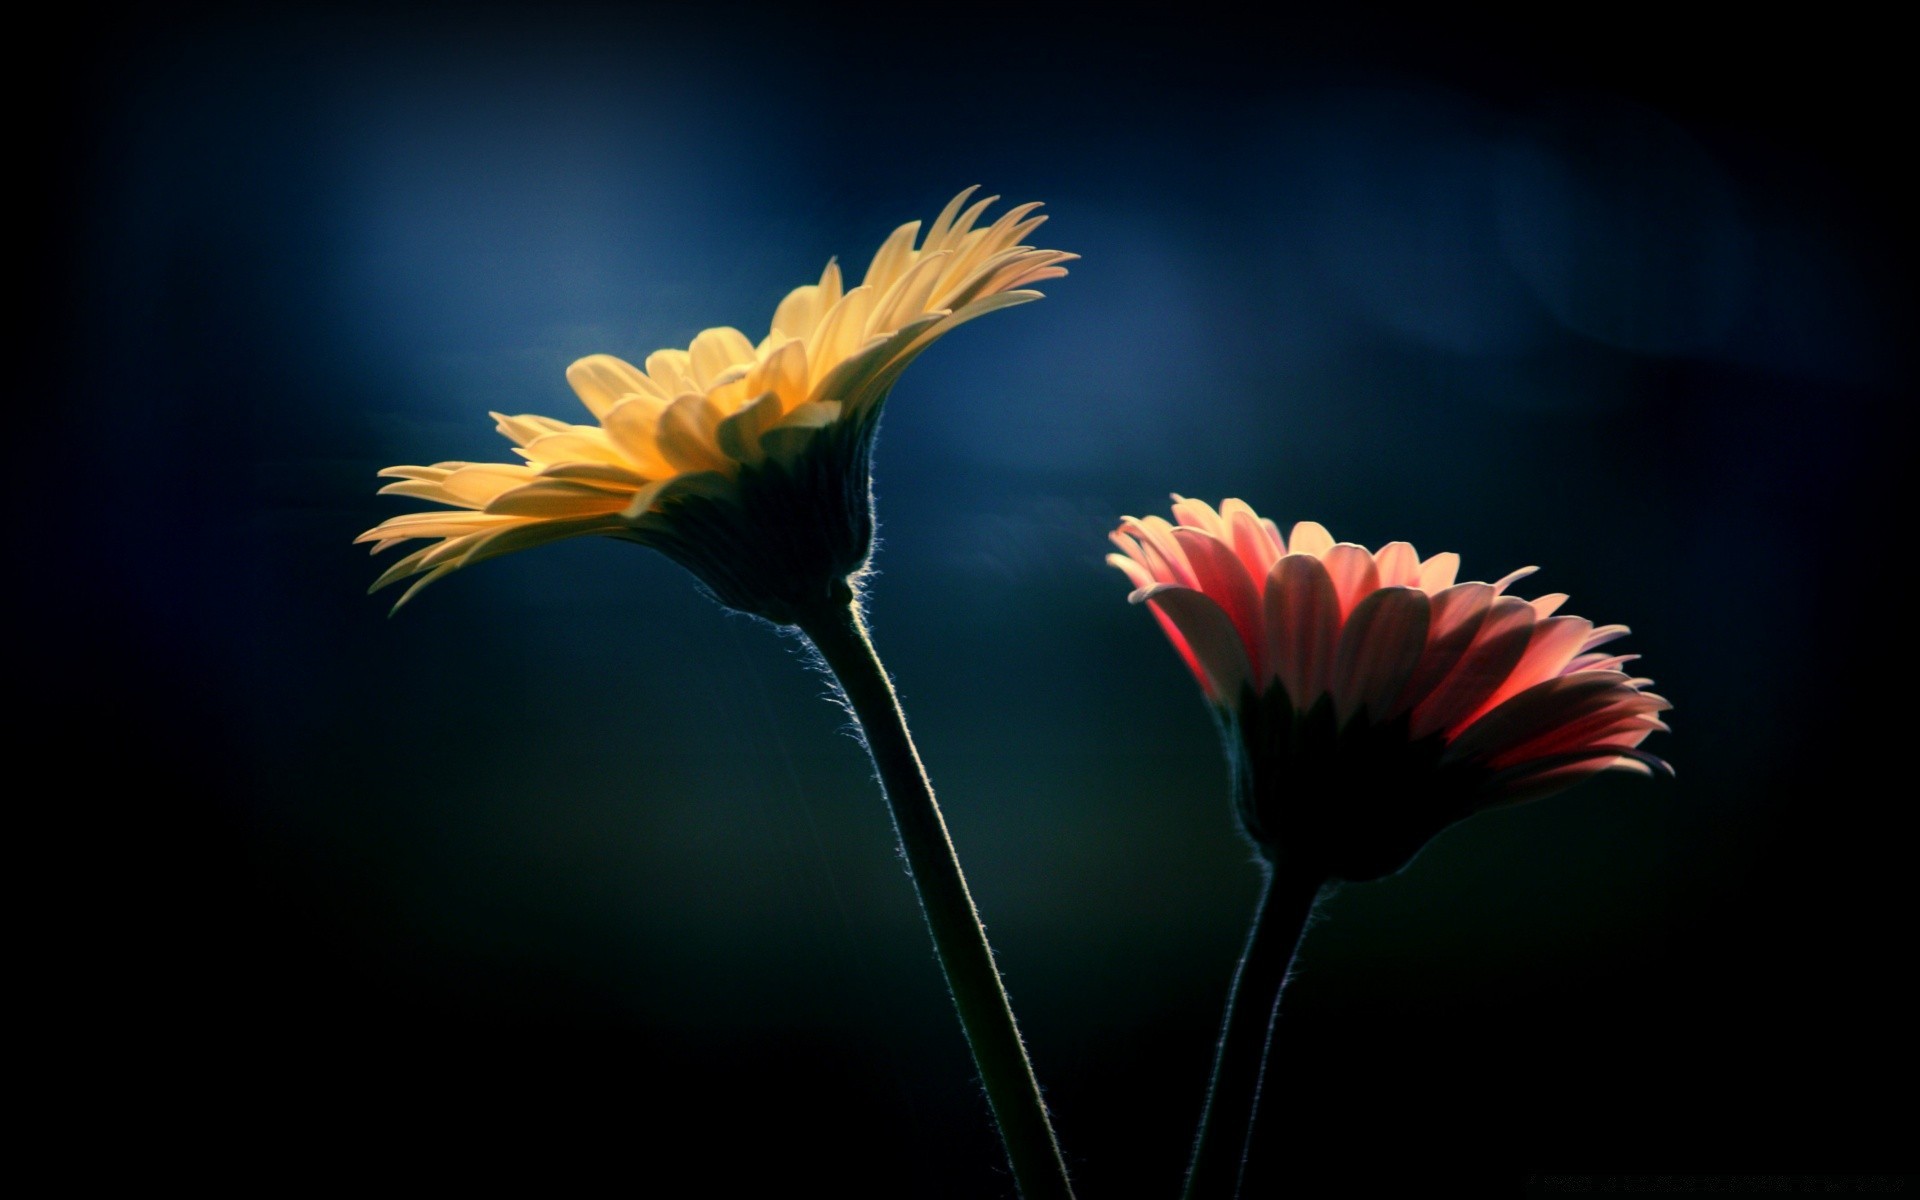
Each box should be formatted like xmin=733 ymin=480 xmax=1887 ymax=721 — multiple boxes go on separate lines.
xmin=1183 ymin=861 xmax=1326 ymax=1200
xmin=799 ymin=594 xmax=1075 ymax=1200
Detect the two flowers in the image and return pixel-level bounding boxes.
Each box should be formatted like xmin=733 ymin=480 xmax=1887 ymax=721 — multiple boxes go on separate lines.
xmin=359 ymin=191 xmax=1668 ymax=1198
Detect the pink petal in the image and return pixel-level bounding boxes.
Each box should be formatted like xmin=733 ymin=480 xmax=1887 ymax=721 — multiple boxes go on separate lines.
xmin=1491 ymin=565 xmax=1539 ymax=595
xmin=1581 ymin=624 xmax=1632 ymax=652
xmin=1222 ymin=499 xmax=1283 ymax=582
xmin=1111 ymin=525 xmax=1176 ymax=589
xmin=1409 ymin=595 xmax=1537 ymax=739
xmin=1480 ymin=692 xmax=1670 ymax=771
xmin=1566 ymin=653 xmax=1638 ymax=676
xmin=1144 ymin=603 xmax=1209 ymax=697
xmin=1173 ymin=526 xmax=1267 ymax=679
xmin=1321 ymin=543 xmax=1382 ymax=620
xmin=1456 ymin=615 xmax=1595 ymax=728
xmin=1106 ymin=552 xmax=1156 ymax=591
xmin=1286 ymin=521 xmax=1335 ymax=558
xmin=1373 ymin=541 xmax=1421 ymax=588
xmin=1417 ymin=552 xmax=1461 ymax=593
xmin=1107 ymin=529 xmax=1163 ymax=581
xmin=1141 ymin=584 xmax=1253 ymax=703
xmin=1121 ymin=516 xmax=1199 ymax=590
xmin=1397 ymin=582 xmax=1495 ymax=710
xmin=1170 ymin=494 xmax=1226 ymax=536
xmin=1477 ymin=755 xmax=1637 ymax=808
xmin=1330 ymin=587 xmax=1431 ymax=726
xmin=1443 ymin=672 xmax=1651 ymax=767
xmin=1263 ymin=554 xmax=1341 ymax=710
xmin=1530 ymin=593 xmax=1569 ymax=618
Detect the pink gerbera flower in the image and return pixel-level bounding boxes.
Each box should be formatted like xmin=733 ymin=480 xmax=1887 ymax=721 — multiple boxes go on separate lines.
xmin=1109 ymin=495 xmax=1670 ymax=881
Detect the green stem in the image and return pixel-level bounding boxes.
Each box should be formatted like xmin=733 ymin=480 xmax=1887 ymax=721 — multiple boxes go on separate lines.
xmin=1182 ymin=860 xmax=1326 ymax=1200
xmin=799 ymin=593 xmax=1075 ymax=1200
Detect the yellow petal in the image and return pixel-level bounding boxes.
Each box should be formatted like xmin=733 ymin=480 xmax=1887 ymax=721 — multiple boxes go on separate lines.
xmin=389 ymin=562 xmax=462 ymax=613
xmin=655 ymin=393 xmax=733 ymax=474
xmin=936 ymin=201 xmax=1040 ymax=295
xmin=537 ymin=461 xmax=648 ymax=490
xmin=453 ymin=513 xmax=624 ymax=568
xmin=644 ymin=348 xmax=694 ymax=395
xmin=688 ymin=327 xmax=755 ymax=389
xmin=807 ymin=285 xmax=877 ymax=379
xmin=921 ymin=186 xmax=980 ymax=252
xmin=620 ymin=470 xmax=734 ymax=519
xmin=933 ymin=193 xmax=998 ymax=253
xmin=367 ymin=542 xmax=444 ymax=593
xmin=415 ymin=464 xmax=538 ymax=508
xmin=491 ymin=412 xmax=573 ymax=447
xmin=356 ymin=511 xmax=521 ymax=543
xmin=484 ymin=480 xmax=634 ymax=517
xmin=862 ymin=221 xmax=923 ymax=292
xmin=376 ymin=464 xmax=452 ymax=483
xmin=805 ymin=313 xmax=941 ymax=413
xmin=868 ymin=249 xmax=953 ymax=335
xmin=521 ymin=429 xmax=628 ymax=467
xmin=715 ymin=391 xmax=785 ymax=464
xmin=566 ymin=354 xmax=661 ymax=419
xmin=747 ymin=337 xmax=811 ymax=412
xmin=600 ymin=393 xmax=674 ymax=477
xmin=381 ymin=477 xmax=489 ymax=506
xmin=771 ymin=282 xmax=829 ymax=340
xmin=758 ymin=400 xmax=841 ymax=462
xmin=824 ymin=293 xmax=1037 ymax=417
xmin=817 ymin=258 xmax=843 ymax=310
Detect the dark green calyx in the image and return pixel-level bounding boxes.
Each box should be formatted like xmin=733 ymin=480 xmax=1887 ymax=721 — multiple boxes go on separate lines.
xmin=614 ymin=404 xmax=882 ymax=626
xmin=1222 ymin=683 xmax=1490 ymax=882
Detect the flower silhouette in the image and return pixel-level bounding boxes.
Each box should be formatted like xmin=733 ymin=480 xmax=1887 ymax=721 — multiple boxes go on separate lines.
xmin=361 ymin=188 xmax=1072 ymax=620
xmin=1111 ymin=496 xmax=1673 ymax=1198
xmin=356 ymin=191 xmax=1080 ymax=1196
xmin=1109 ymin=495 xmax=1670 ymax=881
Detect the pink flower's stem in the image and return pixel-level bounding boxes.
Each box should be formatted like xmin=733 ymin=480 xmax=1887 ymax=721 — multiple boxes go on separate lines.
xmin=800 ymin=593 xmax=1075 ymax=1200
xmin=1183 ymin=861 xmax=1327 ymax=1200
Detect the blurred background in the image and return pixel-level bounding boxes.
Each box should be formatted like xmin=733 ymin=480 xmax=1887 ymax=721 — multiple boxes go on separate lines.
xmin=26 ymin=3 xmax=1909 ymax=1192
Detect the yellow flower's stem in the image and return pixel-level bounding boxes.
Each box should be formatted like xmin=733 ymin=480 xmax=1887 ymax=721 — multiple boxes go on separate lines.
xmin=799 ymin=592 xmax=1076 ymax=1200
xmin=1183 ymin=861 xmax=1327 ymax=1200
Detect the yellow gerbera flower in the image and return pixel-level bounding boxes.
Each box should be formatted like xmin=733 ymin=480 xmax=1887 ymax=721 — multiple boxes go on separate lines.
xmin=360 ymin=188 xmax=1073 ymax=618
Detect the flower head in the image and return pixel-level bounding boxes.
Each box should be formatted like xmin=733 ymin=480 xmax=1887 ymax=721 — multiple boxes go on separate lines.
xmin=1109 ymin=496 xmax=1670 ymax=881
xmin=360 ymin=188 xmax=1073 ymax=621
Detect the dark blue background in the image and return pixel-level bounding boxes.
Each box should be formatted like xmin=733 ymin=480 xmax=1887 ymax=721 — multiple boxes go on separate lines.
xmin=27 ymin=4 xmax=1909 ymax=1192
